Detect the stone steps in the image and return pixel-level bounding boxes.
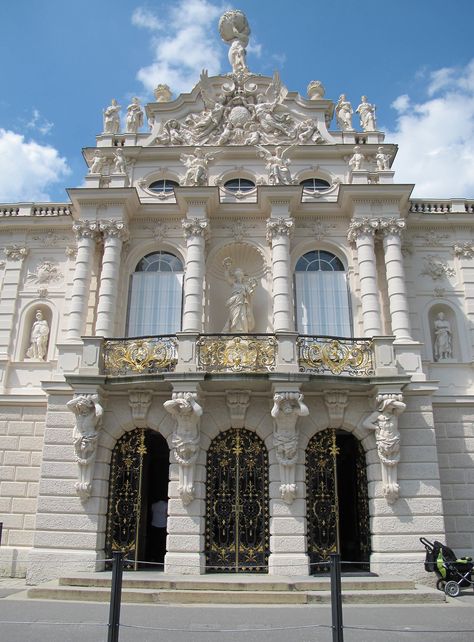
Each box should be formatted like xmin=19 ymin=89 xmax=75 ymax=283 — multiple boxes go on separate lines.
xmin=27 ymin=573 xmax=445 ymax=605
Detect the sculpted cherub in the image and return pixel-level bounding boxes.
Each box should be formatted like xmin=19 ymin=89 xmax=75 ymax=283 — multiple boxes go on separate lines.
xmin=180 ymin=147 xmax=217 ymax=186
xmin=256 ymin=144 xmax=295 ymax=185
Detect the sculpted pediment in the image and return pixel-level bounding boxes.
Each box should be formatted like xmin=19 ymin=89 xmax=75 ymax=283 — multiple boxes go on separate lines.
xmin=144 ymin=71 xmax=335 ymax=148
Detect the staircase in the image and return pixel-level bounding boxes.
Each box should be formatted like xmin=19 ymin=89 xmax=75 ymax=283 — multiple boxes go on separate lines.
xmin=27 ymin=572 xmax=444 ymax=605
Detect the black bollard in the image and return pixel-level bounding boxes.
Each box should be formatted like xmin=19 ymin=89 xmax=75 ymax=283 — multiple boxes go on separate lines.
xmin=330 ymin=553 xmax=344 ymax=642
xmin=107 ymin=551 xmax=124 ymax=642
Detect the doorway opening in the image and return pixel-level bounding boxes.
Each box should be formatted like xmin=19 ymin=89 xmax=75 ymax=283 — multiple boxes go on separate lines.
xmin=105 ymin=428 xmax=170 ymax=570
xmin=306 ymin=429 xmax=371 ymax=574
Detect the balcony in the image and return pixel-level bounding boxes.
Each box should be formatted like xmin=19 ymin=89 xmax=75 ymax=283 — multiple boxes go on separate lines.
xmin=72 ymin=333 xmax=391 ymax=380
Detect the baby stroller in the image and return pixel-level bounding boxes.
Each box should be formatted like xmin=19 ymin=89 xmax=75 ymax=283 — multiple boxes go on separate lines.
xmin=420 ymin=537 xmax=474 ymax=597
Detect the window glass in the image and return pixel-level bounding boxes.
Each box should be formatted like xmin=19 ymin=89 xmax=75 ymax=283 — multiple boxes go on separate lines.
xmin=295 ymin=251 xmax=351 ymax=336
xmin=149 ymin=179 xmax=179 ymax=194
xmin=300 ymin=178 xmax=331 ymax=192
xmin=127 ymin=252 xmax=183 ymax=336
xmin=224 ymin=178 xmax=255 ymax=193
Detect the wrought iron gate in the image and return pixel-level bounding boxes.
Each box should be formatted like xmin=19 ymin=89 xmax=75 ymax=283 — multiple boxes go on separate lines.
xmin=205 ymin=428 xmax=269 ymax=573
xmin=105 ymin=428 xmax=147 ymax=569
xmin=306 ymin=429 xmax=370 ymax=572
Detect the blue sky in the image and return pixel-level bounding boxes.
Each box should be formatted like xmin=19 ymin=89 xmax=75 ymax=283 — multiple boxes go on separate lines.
xmin=1 ymin=0 xmax=474 ymax=202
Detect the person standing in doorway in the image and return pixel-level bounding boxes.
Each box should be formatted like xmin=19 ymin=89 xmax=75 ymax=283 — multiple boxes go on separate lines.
xmin=151 ymin=498 xmax=168 ymax=567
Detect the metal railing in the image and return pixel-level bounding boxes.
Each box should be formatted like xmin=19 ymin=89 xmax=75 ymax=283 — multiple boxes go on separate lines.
xmin=103 ymin=336 xmax=178 ymax=376
xmin=298 ymin=335 xmax=374 ymax=377
xmin=196 ymin=334 xmax=277 ymax=373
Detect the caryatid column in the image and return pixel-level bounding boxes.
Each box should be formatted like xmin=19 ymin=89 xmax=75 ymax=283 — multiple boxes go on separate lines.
xmin=266 ymin=217 xmax=294 ymax=332
xmin=379 ymin=218 xmax=413 ymax=342
xmin=181 ymin=218 xmax=208 ymax=333
xmin=67 ymin=221 xmax=100 ymax=341
xmin=347 ymin=218 xmax=382 ymax=337
xmin=95 ymin=220 xmax=129 ymax=337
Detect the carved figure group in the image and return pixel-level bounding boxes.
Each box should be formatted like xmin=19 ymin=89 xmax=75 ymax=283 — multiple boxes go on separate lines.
xmin=125 ymin=97 xmax=144 ymax=133
xmin=164 ymin=392 xmax=203 ymax=505
xmin=222 ymin=258 xmax=257 ymax=333
xmin=257 ymin=145 xmax=294 ymax=185
xmin=180 ymin=148 xmax=215 ymax=186
xmin=356 ymin=95 xmax=377 ymax=131
xmin=67 ymin=394 xmax=103 ymax=500
xmin=103 ymin=98 xmax=121 ymax=134
xmin=26 ymin=310 xmax=50 ymax=360
xmin=349 ymin=145 xmax=365 ymax=171
xmin=363 ymin=393 xmax=406 ymax=503
xmin=271 ymin=392 xmax=309 ymax=503
xmin=433 ymin=312 xmax=453 ymax=360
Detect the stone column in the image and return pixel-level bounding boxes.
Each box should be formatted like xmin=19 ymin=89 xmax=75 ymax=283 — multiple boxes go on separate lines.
xmin=95 ymin=220 xmax=129 ymax=337
xmin=181 ymin=218 xmax=208 ymax=333
xmin=380 ymin=218 xmax=413 ymax=342
xmin=0 ymin=245 xmax=28 ymax=360
xmin=67 ymin=221 xmax=99 ymax=342
xmin=348 ymin=218 xmax=382 ymax=337
xmin=266 ymin=217 xmax=294 ymax=332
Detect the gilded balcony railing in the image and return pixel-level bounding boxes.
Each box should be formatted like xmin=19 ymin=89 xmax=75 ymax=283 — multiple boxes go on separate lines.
xmin=298 ymin=336 xmax=374 ymax=377
xmin=103 ymin=336 xmax=178 ymax=376
xmin=196 ymin=334 xmax=277 ymax=373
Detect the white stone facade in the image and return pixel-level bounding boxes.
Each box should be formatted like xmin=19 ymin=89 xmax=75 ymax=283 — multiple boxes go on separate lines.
xmin=0 ymin=10 xmax=473 ymax=584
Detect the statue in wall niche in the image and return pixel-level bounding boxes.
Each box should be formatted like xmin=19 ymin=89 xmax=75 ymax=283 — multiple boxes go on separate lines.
xmin=434 ymin=312 xmax=453 ymax=360
xmin=180 ymin=147 xmax=216 ymax=186
xmin=164 ymin=392 xmax=203 ymax=505
xmin=271 ymin=392 xmax=309 ymax=503
xmin=113 ymin=148 xmax=127 ymax=174
xmin=125 ymin=97 xmax=144 ymax=133
xmin=363 ymin=393 xmax=406 ymax=504
xmin=25 ymin=310 xmax=50 ymax=360
xmin=218 ymin=9 xmax=251 ymax=76
xmin=257 ymin=145 xmax=294 ymax=185
xmin=349 ymin=145 xmax=365 ymax=171
xmin=335 ymin=94 xmax=354 ymax=131
xmin=376 ymin=146 xmax=391 ymax=171
xmin=67 ymin=394 xmax=103 ymax=500
xmin=88 ymin=151 xmax=105 ymax=174
xmin=356 ymin=95 xmax=377 ymax=131
xmin=103 ymin=98 xmax=121 ymax=134
xmin=222 ymin=257 xmax=257 ymax=333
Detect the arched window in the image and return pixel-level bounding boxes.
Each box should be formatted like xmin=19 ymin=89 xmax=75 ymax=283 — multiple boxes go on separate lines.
xmin=295 ymin=250 xmax=352 ymax=336
xmin=300 ymin=178 xmax=331 ymax=193
xmin=126 ymin=252 xmax=184 ymax=336
xmin=224 ymin=178 xmax=255 ymax=193
xmin=148 ymin=179 xmax=179 ymax=194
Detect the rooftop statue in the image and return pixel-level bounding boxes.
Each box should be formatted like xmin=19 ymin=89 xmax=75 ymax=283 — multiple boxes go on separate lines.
xmin=356 ymin=95 xmax=377 ymax=132
xmin=125 ymin=97 xmax=144 ymax=133
xmin=218 ymin=10 xmax=251 ymax=77
xmin=103 ymin=99 xmax=121 ymax=134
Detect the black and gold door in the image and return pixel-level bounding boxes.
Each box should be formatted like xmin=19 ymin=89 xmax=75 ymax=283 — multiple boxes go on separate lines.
xmin=105 ymin=428 xmax=169 ymax=570
xmin=205 ymin=428 xmax=269 ymax=573
xmin=306 ymin=429 xmax=371 ymax=573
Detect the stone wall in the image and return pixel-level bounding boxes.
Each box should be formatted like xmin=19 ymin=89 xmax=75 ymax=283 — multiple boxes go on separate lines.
xmin=433 ymin=405 xmax=474 ymax=555
xmin=0 ymin=403 xmax=45 ymax=576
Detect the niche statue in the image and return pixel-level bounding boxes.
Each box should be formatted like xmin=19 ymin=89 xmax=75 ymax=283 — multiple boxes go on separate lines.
xmin=222 ymin=257 xmax=257 ymax=333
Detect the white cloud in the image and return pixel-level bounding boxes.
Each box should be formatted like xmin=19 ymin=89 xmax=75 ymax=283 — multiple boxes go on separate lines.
xmin=0 ymin=129 xmax=70 ymax=202
xmin=26 ymin=109 xmax=54 ymax=136
xmin=387 ymin=60 xmax=474 ymax=198
xmin=132 ymin=0 xmax=228 ymax=95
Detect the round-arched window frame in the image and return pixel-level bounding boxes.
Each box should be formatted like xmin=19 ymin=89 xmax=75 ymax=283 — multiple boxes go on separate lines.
xmin=127 ymin=251 xmax=184 ymax=337
xmin=148 ymin=179 xmax=179 ymax=194
xmin=295 ymin=250 xmax=352 ymax=336
xmin=300 ymin=178 xmax=331 ymax=193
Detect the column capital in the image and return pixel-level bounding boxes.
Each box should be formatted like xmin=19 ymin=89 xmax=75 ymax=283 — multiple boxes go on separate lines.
xmin=182 ymin=217 xmax=209 ymax=240
xmin=72 ymin=220 xmax=100 ymax=241
xmin=4 ymin=244 xmax=29 ymax=261
xmin=99 ymin=219 xmax=129 ymax=241
xmin=347 ymin=217 xmax=379 ymax=242
xmin=266 ymin=217 xmax=294 ymax=242
xmin=379 ymin=217 xmax=405 ymax=237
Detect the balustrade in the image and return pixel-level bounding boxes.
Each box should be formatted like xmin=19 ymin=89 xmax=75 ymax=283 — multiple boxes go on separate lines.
xmin=298 ymin=336 xmax=374 ymax=377
xmin=196 ymin=334 xmax=277 ymax=373
xmin=103 ymin=336 xmax=178 ymax=375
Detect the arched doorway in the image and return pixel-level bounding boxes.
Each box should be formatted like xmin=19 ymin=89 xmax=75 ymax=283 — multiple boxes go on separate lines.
xmin=205 ymin=428 xmax=269 ymax=573
xmin=306 ymin=429 xmax=370 ymax=573
xmin=105 ymin=428 xmax=170 ymax=570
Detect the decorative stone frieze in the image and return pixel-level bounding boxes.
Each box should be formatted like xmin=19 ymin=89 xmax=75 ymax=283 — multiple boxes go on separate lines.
xmin=164 ymin=392 xmax=203 ymax=505
xmin=129 ymin=390 xmax=153 ymax=427
xmin=271 ymin=392 xmax=309 ymax=504
xmin=182 ymin=218 xmax=209 ymax=239
xmin=226 ymin=390 xmax=250 ymax=428
xmin=26 ymin=259 xmax=63 ymax=288
xmin=363 ymin=393 xmax=406 ymax=504
xmin=454 ymin=241 xmax=474 ymax=258
xmin=67 ymin=394 xmax=103 ymax=501
xmin=324 ymin=391 xmax=348 ymax=429
xmin=4 ymin=245 xmax=29 ymax=261
xmin=65 ymin=245 xmax=78 ymax=259
xmin=421 ymin=255 xmax=455 ymax=280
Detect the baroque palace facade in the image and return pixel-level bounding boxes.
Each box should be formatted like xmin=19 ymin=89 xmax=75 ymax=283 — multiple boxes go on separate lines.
xmin=1 ymin=10 xmax=473 ymax=583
